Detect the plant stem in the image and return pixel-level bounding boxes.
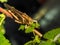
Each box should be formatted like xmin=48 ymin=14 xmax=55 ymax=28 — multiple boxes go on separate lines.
xmin=33 ymin=29 xmax=42 ymax=37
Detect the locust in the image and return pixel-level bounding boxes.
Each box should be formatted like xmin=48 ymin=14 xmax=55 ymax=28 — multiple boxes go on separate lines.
xmin=4 ymin=3 xmax=34 ymax=25
xmin=0 ymin=3 xmax=42 ymax=37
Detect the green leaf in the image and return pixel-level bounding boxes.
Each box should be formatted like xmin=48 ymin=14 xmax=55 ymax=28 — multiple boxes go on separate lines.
xmin=31 ymin=23 xmax=36 ymax=27
xmin=0 ymin=25 xmax=5 ymax=34
xmin=33 ymin=35 xmax=40 ymax=43
xmin=0 ymin=14 xmax=5 ymax=34
xmin=24 ymin=40 xmax=33 ymax=45
xmin=0 ymin=0 xmax=8 ymax=3
xmin=0 ymin=14 xmax=5 ymax=26
xmin=24 ymin=35 xmax=40 ymax=45
xmin=18 ymin=25 xmax=25 ymax=30
xmin=44 ymin=28 xmax=60 ymax=40
xmin=31 ymin=22 xmax=40 ymax=28
xmin=57 ymin=38 xmax=60 ymax=43
xmin=25 ymin=26 xmax=34 ymax=33
xmin=40 ymin=40 xmax=56 ymax=45
xmin=0 ymin=14 xmax=11 ymax=45
xmin=35 ymin=23 xmax=40 ymax=28
xmin=0 ymin=34 xmax=11 ymax=45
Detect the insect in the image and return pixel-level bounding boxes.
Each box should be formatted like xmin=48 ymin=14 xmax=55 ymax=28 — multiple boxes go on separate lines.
xmin=0 ymin=3 xmax=42 ymax=37
xmin=4 ymin=3 xmax=34 ymax=25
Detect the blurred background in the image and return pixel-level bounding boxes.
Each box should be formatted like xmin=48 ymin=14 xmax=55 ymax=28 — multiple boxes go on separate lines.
xmin=0 ymin=0 xmax=60 ymax=45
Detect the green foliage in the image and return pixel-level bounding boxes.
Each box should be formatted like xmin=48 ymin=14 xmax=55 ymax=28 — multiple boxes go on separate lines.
xmin=0 ymin=0 xmax=7 ymax=3
xmin=44 ymin=28 xmax=60 ymax=40
xmin=24 ymin=28 xmax=60 ymax=45
xmin=18 ymin=19 xmax=60 ymax=45
xmin=25 ymin=26 xmax=34 ymax=33
xmin=0 ymin=24 xmax=5 ymax=34
xmin=0 ymin=34 xmax=11 ymax=45
xmin=56 ymin=38 xmax=60 ymax=45
xmin=0 ymin=14 xmax=11 ymax=45
xmin=40 ymin=40 xmax=56 ymax=45
xmin=0 ymin=14 xmax=5 ymax=26
xmin=58 ymin=38 xmax=60 ymax=43
xmin=33 ymin=35 xmax=40 ymax=43
xmin=31 ymin=22 xmax=40 ymax=28
xmin=24 ymin=35 xmax=41 ymax=45
xmin=19 ymin=22 xmax=40 ymax=33
xmin=0 ymin=14 xmax=5 ymax=34
xmin=24 ymin=40 xmax=33 ymax=45
xmin=18 ymin=25 xmax=25 ymax=30
xmin=25 ymin=22 xmax=40 ymax=33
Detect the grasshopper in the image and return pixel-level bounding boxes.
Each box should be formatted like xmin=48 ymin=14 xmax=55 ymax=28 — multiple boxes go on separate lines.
xmin=0 ymin=3 xmax=42 ymax=37
xmin=4 ymin=3 xmax=34 ymax=25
